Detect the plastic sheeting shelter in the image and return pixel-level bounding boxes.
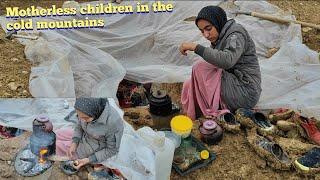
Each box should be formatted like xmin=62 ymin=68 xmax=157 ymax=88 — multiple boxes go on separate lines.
xmin=0 ymin=0 xmax=319 ymax=118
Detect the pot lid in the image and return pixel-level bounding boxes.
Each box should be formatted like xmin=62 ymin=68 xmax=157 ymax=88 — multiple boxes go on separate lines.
xmin=200 ymin=150 xmax=210 ymax=160
xmin=36 ymin=114 xmax=49 ymax=123
xmin=170 ymin=115 xmax=193 ymax=133
xmin=152 ymin=90 xmax=167 ymax=99
xmin=203 ymin=120 xmax=217 ymax=130
xmin=199 ymin=126 xmax=215 ymax=135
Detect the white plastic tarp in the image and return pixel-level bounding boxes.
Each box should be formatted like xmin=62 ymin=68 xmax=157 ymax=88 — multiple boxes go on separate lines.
xmin=0 ymin=0 xmax=319 ymax=118
xmin=0 ymin=98 xmax=74 ymax=131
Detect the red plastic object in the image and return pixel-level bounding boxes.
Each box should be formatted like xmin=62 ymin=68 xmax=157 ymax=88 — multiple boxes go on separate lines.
xmin=298 ymin=116 xmax=320 ymax=145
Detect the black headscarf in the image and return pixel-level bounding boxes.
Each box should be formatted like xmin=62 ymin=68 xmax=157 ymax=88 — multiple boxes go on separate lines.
xmin=74 ymin=97 xmax=108 ymax=120
xmin=195 ymin=6 xmax=227 ymax=34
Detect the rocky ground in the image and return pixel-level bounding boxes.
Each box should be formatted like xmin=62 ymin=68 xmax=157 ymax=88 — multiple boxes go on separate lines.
xmin=0 ymin=0 xmax=319 ymax=180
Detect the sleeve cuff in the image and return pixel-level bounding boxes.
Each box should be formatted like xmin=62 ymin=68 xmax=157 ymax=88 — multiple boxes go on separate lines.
xmin=72 ymin=137 xmax=80 ymax=144
xmin=194 ymin=44 xmax=205 ymax=56
xmin=89 ymin=154 xmax=98 ymax=163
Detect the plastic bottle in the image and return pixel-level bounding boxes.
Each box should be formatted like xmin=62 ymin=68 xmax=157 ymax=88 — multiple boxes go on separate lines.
xmin=137 ymin=127 xmax=175 ymax=180
xmin=63 ymin=100 xmax=69 ymax=109
xmin=154 ymin=135 xmax=174 ymax=180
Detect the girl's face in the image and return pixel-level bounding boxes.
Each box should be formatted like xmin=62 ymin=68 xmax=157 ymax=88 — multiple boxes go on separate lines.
xmin=76 ymin=110 xmax=94 ymax=122
xmin=197 ymin=19 xmax=219 ymax=43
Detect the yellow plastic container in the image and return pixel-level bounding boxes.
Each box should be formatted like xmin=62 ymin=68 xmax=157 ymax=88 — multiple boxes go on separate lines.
xmin=170 ymin=115 xmax=193 ymax=138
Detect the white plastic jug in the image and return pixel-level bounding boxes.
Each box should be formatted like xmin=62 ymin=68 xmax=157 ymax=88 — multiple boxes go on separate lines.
xmin=137 ymin=127 xmax=175 ymax=180
xmin=154 ymin=137 xmax=175 ymax=180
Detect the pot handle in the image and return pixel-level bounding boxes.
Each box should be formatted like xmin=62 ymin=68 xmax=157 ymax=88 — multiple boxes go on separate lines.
xmin=205 ymin=115 xmax=214 ymax=119
xmin=213 ymin=129 xmax=218 ymax=134
xmin=44 ymin=122 xmax=53 ymax=132
xmin=199 ymin=115 xmax=217 ymax=124
xmin=144 ymin=90 xmax=151 ymax=101
xmin=198 ymin=118 xmax=205 ymax=126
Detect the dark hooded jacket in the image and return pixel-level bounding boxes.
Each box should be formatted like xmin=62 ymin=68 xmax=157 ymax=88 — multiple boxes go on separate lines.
xmin=195 ymin=19 xmax=262 ymax=111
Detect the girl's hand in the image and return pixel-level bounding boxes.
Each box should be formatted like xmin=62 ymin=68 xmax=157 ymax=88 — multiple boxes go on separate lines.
xmin=179 ymin=42 xmax=197 ymax=56
xmin=67 ymin=143 xmax=77 ymax=159
xmin=73 ymin=158 xmax=90 ymax=169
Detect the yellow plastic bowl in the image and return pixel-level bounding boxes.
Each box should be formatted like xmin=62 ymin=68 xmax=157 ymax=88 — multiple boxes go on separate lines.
xmin=170 ymin=115 xmax=193 ymax=138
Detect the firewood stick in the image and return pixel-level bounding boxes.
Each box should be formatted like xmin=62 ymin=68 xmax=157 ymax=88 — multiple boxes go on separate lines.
xmin=47 ymin=155 xmax=70 ymax=161
xmin=236 ymin=11 xmax=320 ymax=30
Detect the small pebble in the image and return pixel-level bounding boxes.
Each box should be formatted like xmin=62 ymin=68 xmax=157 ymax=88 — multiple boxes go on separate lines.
xmin=7 ymin=82 xmax=17 ymax=91
xmin=302 ymin=27 xmax=312 ymax=33
xmin=10 ymin=58 xmax=19 ymax=62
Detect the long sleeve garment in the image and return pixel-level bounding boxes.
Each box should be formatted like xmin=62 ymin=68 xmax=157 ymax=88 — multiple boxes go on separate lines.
xmin=72 ymin=102 xmax=124 ymax=163
xmin=195 ymin=19 xmax=262 ymax=112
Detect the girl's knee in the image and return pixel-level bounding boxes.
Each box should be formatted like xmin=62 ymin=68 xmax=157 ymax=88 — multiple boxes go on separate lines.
xmin=192 ymin=60 xmax=208 ymax=70
xmin=55 ymin=128 xmax=74 ymax=141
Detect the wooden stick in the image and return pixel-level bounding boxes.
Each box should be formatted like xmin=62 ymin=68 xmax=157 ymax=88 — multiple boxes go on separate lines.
xmin=12 ymin=34 xmax=39 ymax=40
xmin=184 ymin=16 xmax=196 ymax=22
xmin=237 ymin=11 xmax=320 ymax=30
xmin=47 ymin=155 xmax=70 ymax=162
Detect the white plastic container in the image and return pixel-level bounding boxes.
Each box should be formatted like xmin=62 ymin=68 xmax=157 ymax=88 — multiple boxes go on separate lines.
xmin=162 ymin=131 xmax=181 ymax=149
xmin=137 ymin=127 xmax=175 ymax=180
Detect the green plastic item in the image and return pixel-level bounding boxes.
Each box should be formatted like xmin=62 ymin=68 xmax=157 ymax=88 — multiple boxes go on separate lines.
xmin=161 ymin=128 xmax=216 ymax=176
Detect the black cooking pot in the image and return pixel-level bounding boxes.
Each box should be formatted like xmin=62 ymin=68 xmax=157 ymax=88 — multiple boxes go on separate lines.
xmin=149 ymin=90 xmax=172 ymax=116
xmin=30 ymin=115 xmax=56 ymax=157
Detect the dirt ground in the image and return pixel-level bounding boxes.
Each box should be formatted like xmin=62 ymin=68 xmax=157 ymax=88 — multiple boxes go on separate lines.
xmin=269 ymin=0 xmax=320 ymax=52
xmin=0 ymin=0 xmax=319 ymax=180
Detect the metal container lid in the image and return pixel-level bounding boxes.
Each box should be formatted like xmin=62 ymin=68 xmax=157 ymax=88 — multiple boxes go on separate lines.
xmin=152 ymin=90 xmax=167 ymax=99
xmin=36 ymin=114 xmax=49 ymax=123
xmin=203 ymin=120 xmax=217 ymax=130
xmin=149 ymin=90 xmax=171 ymax=104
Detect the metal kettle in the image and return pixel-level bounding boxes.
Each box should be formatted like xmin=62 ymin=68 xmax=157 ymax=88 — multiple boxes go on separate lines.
xmin=148 ymin=90 xmax=172 ymax=116
xmin=199 ymin=119 xmax=223 ymax=145
xmin=30 ymin=114 xmax=56 ymax=158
